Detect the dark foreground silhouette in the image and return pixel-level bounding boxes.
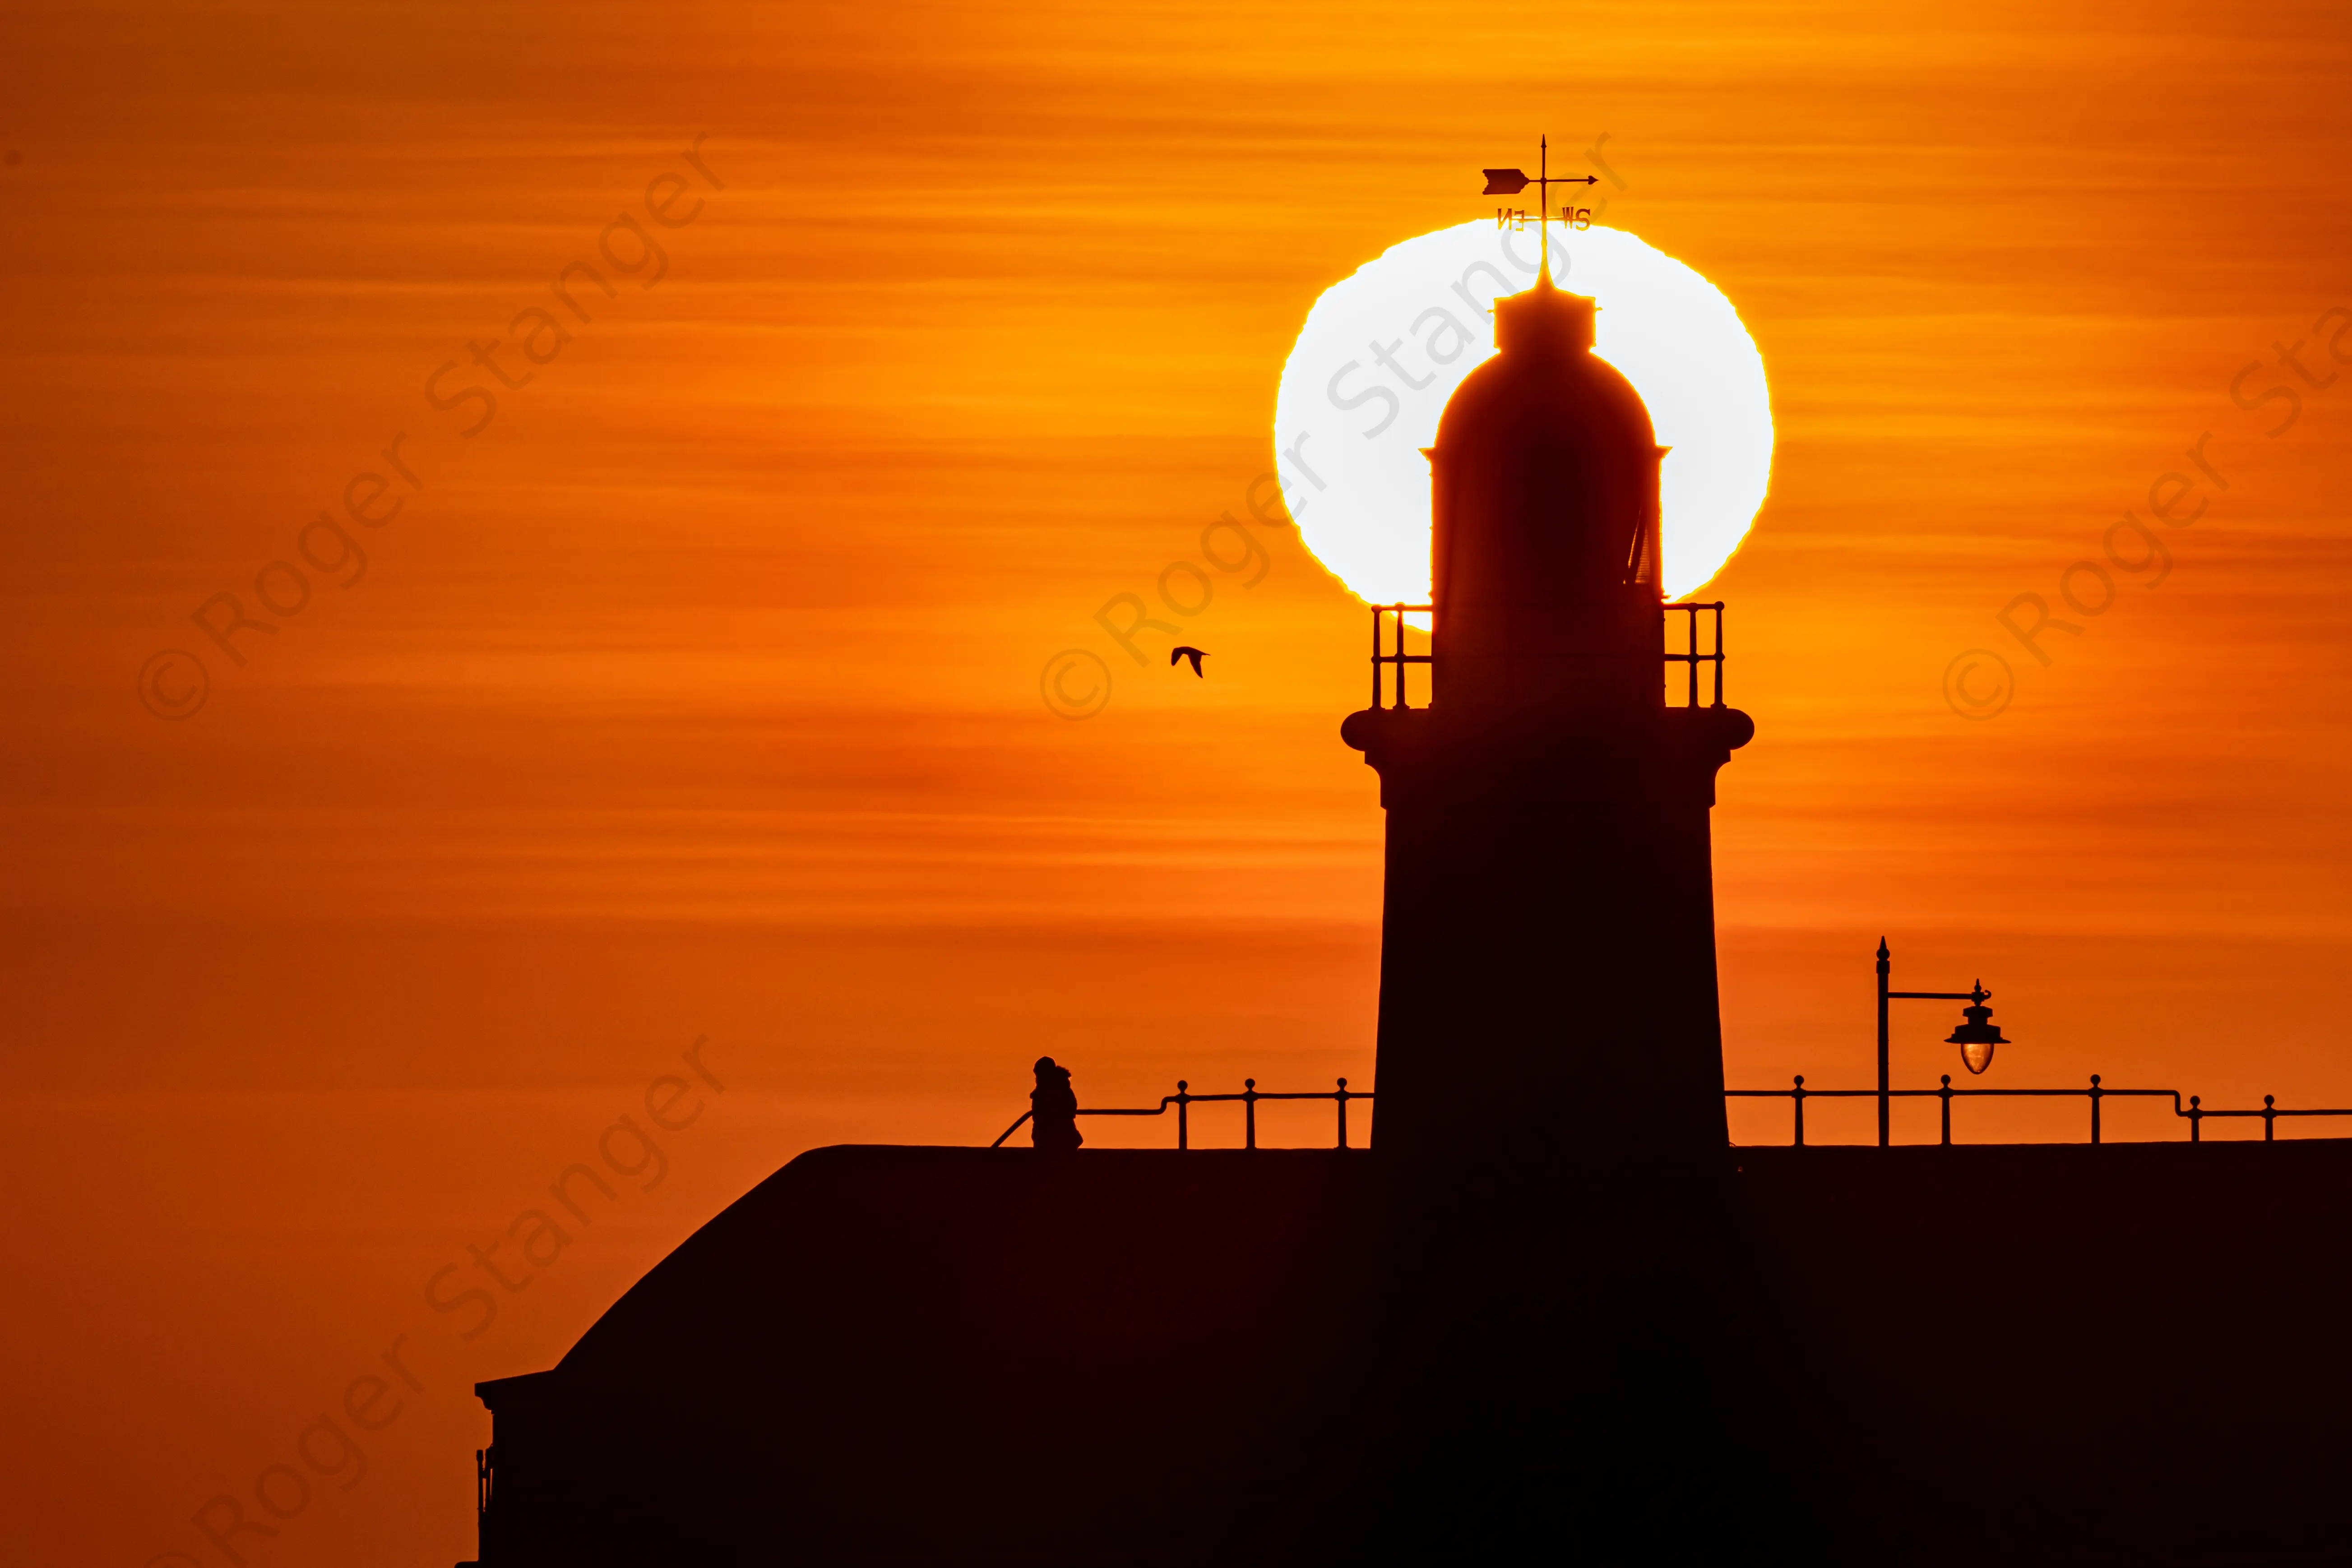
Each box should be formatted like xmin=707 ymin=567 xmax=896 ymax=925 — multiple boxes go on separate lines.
xmin=462 ymin=250 xmax=2352 ymax=1564
xmin=467 ymin=1138 xmax=2352 ymax=1564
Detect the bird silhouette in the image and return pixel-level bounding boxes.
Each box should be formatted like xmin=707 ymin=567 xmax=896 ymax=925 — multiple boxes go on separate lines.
xmin=1170 ymin=646 xmax=1208 ymax=677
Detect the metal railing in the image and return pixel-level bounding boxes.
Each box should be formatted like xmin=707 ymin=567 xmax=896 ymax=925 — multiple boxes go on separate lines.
xmin=987 ymin=1073 xmax=2352 ymax=1152
xmin=1665 ymin=601 xmax=1725 ymax=708
xmin=1369 ymin=604 xmax=1433 ymax=710
xmin=991 ymin=1078 xmax=1370 ymax=1151
xmin=1727 ymin=1076 xmax=2352 ymax=1146
xmin=1364 ymin=601 xmax=1730 ymax=711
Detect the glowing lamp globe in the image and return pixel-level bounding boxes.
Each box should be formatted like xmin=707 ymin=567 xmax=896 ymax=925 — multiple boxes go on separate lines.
xmin=1946 ymin=985 xmax=2009 ymax=1076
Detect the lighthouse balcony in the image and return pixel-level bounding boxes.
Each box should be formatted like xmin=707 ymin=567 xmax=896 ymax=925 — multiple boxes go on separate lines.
xmin=1363 ymin=599 xmax=1728 ymax=712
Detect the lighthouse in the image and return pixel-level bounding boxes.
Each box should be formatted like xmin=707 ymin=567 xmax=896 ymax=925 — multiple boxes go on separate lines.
xmin=1342 ymin=268 xmax=1754 ymax=1169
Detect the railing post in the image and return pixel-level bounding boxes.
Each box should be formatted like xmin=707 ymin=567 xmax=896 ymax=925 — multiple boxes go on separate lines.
xmin=1686 ymin=604 xmax=1699 ymax=708
xmin=1244 ymin=1078 xmax=1258 ymax=1151
xmin=1876 ymin=940 xmax=1891 ymax=1149
xmin=1792 ymin=1074 xmax=1806 ymax=1147
xmin=1176 ymin=1080 xmax=1190 ymax=1151
xmin=1383 ymin=611 xmax=1402 ymax=710
xmin=1370 ymin=607 xmax=1383 ymax=709
xmin=2263 ymin=1094 xmax=2276 ymax=1142
xmin=2089 ymin=1074 xmax=2102 ymax=1145
xmin=2189 ymin=1095 xmax=2202 ymax=1143
xmin=1335 ymin=1078 xmax=1350 ymax=1149
xmin=1713 ymin=603 xmax=1726 ymax=707
xmin=1939 ymin=1074 xmax=1953 ymax=1146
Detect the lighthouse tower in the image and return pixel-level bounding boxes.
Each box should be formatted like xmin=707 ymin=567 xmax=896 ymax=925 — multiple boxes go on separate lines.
xmin=1342 ymin=270 xmax=1753 ymax=1169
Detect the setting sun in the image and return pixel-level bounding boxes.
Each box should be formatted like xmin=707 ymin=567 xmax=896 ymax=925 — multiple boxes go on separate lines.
xmin=1273 ymin=220 xmax=1773 ymax=606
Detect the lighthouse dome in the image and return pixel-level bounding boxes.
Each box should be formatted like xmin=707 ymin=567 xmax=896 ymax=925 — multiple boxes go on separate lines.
xmin=1429 ymin=273 xmax=1664 ymax=712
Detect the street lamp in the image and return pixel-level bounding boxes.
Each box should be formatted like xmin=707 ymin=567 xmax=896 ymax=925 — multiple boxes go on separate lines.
xmin=1945 ymin=984 xmax=2007 ymax=1077
xmin=1876 ymin=938 xmax=2011 ymax=1147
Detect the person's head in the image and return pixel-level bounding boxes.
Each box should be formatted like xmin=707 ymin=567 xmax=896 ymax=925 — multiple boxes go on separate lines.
xmin=1034 ymin=1055 xmax=1057 ymax=1074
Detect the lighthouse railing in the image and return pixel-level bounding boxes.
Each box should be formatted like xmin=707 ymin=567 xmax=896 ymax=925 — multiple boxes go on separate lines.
xmin=1369 ymin=604 xmax=1433 ymax=710
xmin=1364 ymin=601 xmax=1731 ymax=709
xmin=1665 ymin=601 xmax=1726 ymax=708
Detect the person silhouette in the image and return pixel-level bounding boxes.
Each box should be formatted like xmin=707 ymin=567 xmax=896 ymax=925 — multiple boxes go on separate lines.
xmin=1030 ymin=1056 xmax=1082 ymax=1152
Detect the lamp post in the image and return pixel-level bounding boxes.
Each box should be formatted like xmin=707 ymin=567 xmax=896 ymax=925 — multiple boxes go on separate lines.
xmin=1876 ymin=938 xmax=2009 ymax=1148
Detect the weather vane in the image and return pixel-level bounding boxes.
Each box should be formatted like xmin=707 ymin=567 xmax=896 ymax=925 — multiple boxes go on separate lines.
xmin=1482 ymin=134 xmax=1598 ymax=275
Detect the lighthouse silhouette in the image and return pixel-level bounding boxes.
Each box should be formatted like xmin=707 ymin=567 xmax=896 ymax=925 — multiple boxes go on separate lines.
xmin=1344 ymin=267 xmax=1754 ymax=1168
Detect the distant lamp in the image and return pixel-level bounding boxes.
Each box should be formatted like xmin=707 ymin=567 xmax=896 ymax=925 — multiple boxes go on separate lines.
xmin=1944 ymin=982 xmax=2008 ymax=1076
xmin=1482 ymin=168 xmax=1530 ymax=195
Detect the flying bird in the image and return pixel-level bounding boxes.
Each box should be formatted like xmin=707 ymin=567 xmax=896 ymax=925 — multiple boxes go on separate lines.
xmin=1170 ymin=646 xmax=1208 ymax=677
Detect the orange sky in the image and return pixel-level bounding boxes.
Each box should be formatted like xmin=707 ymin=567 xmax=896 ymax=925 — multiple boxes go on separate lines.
xmin=4 ymin=1 xmax=2351 ymax=1563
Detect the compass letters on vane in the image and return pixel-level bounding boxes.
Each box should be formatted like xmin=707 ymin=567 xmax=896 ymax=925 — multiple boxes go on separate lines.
xmin=1494 ymin=205 xmax=1593 ymax=233
xmin=1480 ymin=136 xmax=1598 ymax=267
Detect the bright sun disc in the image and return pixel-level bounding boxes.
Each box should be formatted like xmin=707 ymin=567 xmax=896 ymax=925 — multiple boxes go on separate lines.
xmin=1272 ymin=221 xmax=1772 ymax=606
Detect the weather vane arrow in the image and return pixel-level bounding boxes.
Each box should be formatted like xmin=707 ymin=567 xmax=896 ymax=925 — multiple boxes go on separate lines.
xmin=1479 ymin=135 xmax=1597 ymax=271
xmin=1481 ymin=169 xmax=1596 ymax=195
